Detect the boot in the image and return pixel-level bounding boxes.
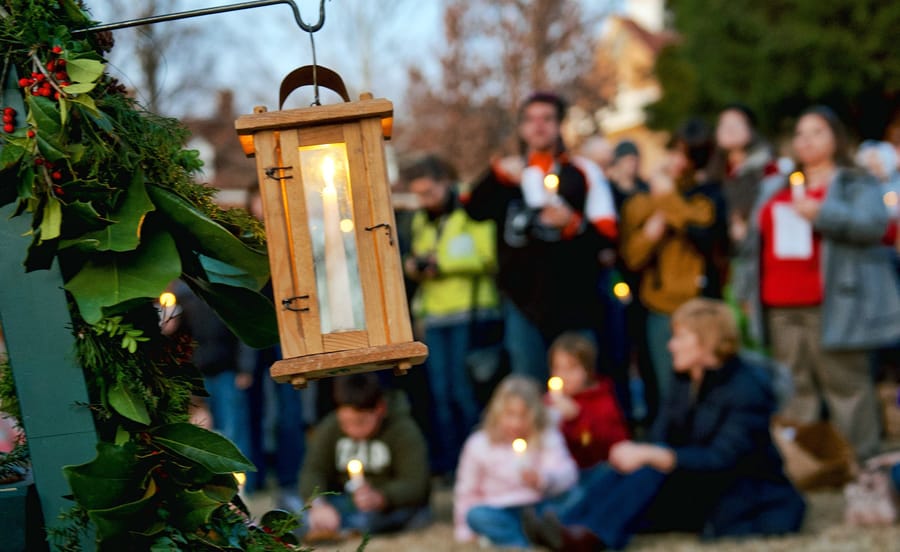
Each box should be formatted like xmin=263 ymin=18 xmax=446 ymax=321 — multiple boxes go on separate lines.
xmin=521 ymin=508 xmax=606 ymax=551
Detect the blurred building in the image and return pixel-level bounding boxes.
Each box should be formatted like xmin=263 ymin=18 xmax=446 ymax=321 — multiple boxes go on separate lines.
xmin=182 ymin=90 xmax=258 ymax=208
xmin=593 ymin=0 xmax=676 ymax=176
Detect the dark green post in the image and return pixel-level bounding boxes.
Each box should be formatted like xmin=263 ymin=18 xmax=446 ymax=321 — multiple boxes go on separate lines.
xmin=0 ymin=203 xmax=97 ymax=550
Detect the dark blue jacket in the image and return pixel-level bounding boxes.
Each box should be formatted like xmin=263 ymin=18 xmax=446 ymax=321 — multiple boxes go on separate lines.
xmin=651 ymin=356 xmax=806 ymax=537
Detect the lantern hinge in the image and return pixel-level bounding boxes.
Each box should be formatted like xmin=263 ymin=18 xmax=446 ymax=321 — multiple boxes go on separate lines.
xmin=365 ymin=223 xmax=394 ymax=246
xmin=282 ymin=295 xmax=310 ymax=312
xmin=265 ymin=166 xmax=294 ymax=181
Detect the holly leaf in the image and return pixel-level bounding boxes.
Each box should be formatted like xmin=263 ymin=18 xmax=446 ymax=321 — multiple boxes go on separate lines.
xmin=0 ymin=142 xmax=25 ymax=170
xmin=89 ymin=492 xmax=158 ymax=540
xmin=108 ymin=382 xmax=151 ymax=425
xmin=202 ymin=473 xmax=239 ymax=503
xmin=40 ymin=197 xmax=62 ymax=241
xmin=82 ymin=170 xmax=155 ymax=252
xmin=61 ymin=82 xmax=95 ymax=95
xmin=63 ymin=442 xmax=146 ymax=511
xmin=70 ymin=93 xmax=100 ymax=117
xmin=64 ymin=227 xmax=181 ymax=323
xmin=167 ymin=489 xmax=225 ymax=532
xmin=36 ymin=134 xmax=67 ymax=162
xmin=147 ymin=186 xmax=269 ymax=290
xmin=27 ymin=96 xmax=62 ymax=137
xmin=151 ymin=422 xmax=255 ymax=474
xmin=66 ymin=58 xmax=105 ymax=84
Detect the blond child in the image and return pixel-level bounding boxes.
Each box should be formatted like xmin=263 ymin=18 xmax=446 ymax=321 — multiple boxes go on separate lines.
xmin=454 ymin=375 xmax=578 ymax=547
xmin=547 ymin=333 xmax=629 ymax=469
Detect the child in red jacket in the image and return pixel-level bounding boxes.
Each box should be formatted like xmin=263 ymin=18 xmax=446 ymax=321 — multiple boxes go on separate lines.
xmin=546 ymin=332 xmax=629 ymax=469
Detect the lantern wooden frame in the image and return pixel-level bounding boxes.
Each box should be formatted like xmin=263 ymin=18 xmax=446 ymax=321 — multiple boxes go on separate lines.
xmin=235 ymin=74 xmax=426 ymax=388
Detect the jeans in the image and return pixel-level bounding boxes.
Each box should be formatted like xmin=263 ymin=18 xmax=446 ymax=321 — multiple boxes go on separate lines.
xmin=554 ymin=464 xmax=667 ymax=550
xmin=424 ymin=322 xmax=480 ymax=474
xmin=645 ymin=311 xmax=673 ymax=405
xmin=466 ymin=501 xmax=559 ymax=548
xmin=503 ymin=300 xmax=549 ymax=382
xmin=204 ymin=371 xmax=251 ymax=460
xmin=326 ymin=493 xmax=431 ymax=534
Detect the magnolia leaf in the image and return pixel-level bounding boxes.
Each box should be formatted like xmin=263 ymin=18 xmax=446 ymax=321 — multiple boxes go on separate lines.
xmin=168 ymin=488 xmax=225 ymax=531
xmin=198 ymin=253 xmax=260 ymax=289
xmin=65 ymin=227 xmax=181 ymax=323
xmin=27 ymin=95 xmax=62 ymax=137
xmin=82 ymin=170 xmax=155 ymax=252
xmin=147 ymin=186 xmax=269 ymax=290
xmin=89 ymin=492 xmax=158 ymax=540
xmin=151 ymin=422 xmax=255 ymax=474
xmin=108 ymin=382 xmax=151 ymax=425
xmin=66 ymin=58 xmax=105 ymax=84
xmin=40 ymin=197 xmax=62 ymax=241
xmin=63 ymin=441 xmax=145 ymax=511
xmin=184 ymin=276 xmax=278 ymax=349
xmin=61 ymin=82 xmax=95 ymax=94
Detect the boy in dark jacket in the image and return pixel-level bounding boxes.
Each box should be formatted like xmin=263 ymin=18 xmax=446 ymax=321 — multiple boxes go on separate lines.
xmin=300 ymin=373 xmax=431 ymax=538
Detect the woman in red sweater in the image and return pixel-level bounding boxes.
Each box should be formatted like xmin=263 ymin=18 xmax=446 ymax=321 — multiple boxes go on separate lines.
xmin=738 ymin=106 xmax=900 ymax=460
xmin=545 ymin=332 xmax=629 ymax=469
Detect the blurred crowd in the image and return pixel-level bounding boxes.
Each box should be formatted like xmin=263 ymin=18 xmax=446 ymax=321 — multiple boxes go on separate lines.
xmin=7 ymin=91 xmax=895 ymax=549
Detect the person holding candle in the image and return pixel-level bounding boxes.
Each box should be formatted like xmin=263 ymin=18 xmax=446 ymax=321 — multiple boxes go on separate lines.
xmin=545 ymin=332 xmax=629 ymax=469
xmin=454 ymin=375 xmax=578 ymax=547
xmin=522 ymin=299 xmax=806 ymax=550
xmin=619 ymin=118 xmax=729 ymax=421
xmin=464 ymin=91 xmax=618 ymax=382
xmin=401 ymin=155 xmax=499 ymax=479
xmin=735 ymin=106 xmax=900 ymax=460
xmin=299 ymin=373 xmax=431 ymax=540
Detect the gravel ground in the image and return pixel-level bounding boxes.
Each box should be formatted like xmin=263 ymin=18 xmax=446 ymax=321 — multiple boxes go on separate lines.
xmin=245 ymin=482 xmax=900 ymax=552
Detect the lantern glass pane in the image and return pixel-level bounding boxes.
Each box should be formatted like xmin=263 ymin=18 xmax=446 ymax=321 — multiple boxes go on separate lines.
xmin=299 ymin=143 xmax=366 ymax=333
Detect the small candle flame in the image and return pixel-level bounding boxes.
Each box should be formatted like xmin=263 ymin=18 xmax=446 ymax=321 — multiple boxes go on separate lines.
xmin=789 ymin=171 xmax=805 ymax=187
xmin=543 ymin=174 xmax=559 ymax=193
xmin=548 ymin=376 xmax=564 ymax=393
xmin=512 ymin=438 xmax=528 ymax=455
xmin=233 ymin=472 xmax=247 ymax=486
xmin=347 ymin=458 xmax=364 ymax=477
xmin=613 ymin=282 xmax=631 ymax=300
xmin=158 ymin=292 xmax=176 ymax=308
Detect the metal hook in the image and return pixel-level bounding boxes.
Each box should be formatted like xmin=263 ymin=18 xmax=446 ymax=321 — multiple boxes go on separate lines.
xmin=72 ymin=0 xmax=328 ymax=36
xmin=365 ymin=223 xmax=394 ymax=246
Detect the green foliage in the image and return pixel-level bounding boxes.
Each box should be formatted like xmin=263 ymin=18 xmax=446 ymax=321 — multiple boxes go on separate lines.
xmin=0 ymin=2 xmax=302 ymax=548
xmin=648 ymin=0 xmax=900 ymax=137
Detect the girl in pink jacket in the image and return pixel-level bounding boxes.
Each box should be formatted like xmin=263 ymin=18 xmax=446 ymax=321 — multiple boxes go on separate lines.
xmin=454 ymin=375 xmax=578 ymax=547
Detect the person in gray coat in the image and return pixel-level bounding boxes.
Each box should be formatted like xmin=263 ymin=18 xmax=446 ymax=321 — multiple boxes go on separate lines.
xmin=734 ymin=106 xmax=900 ymax=460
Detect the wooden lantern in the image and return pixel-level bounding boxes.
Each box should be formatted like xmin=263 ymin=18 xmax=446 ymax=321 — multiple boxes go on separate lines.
xmin=235 ymin=66 xmax=426 ymax=388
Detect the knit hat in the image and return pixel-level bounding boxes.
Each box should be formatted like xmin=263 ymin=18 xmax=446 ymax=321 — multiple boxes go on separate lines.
xmin=613 ymin=140 xmax=639 ymax=161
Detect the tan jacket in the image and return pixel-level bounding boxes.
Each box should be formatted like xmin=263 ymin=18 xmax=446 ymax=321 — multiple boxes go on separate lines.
xmin=620 ymin=190 xmax=715 ymax=314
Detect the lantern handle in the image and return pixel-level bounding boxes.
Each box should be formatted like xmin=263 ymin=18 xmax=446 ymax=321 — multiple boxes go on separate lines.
xmin=279 ymin=65 xmax=350 ymax=109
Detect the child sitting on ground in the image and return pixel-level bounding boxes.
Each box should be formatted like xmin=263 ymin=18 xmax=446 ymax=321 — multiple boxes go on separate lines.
xmin=299 ymin=373 xmax=431 ymax=540
xmin=454 ymin=375 xmax=578 ymax=548
xmin=546 ymin=332 xmax=630 ymax=469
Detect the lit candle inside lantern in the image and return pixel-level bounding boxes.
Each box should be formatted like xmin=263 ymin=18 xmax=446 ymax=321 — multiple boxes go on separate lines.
xmin=548 ymin=376 xmax=564 ymax=398
xmin=346 ymin=458 xmax=365 ymax=492
xmin=544 ymin=173 xmax=562 ymax=205
xmin=789 ymin=171 xmax=805 ymax=201
xmin=512 ymin=438 xmax=528 ymax=468
xmin=321 ymin=156 xmax=355 ymax=330
xmin=158 ymin=291 xmax=177 ymax=322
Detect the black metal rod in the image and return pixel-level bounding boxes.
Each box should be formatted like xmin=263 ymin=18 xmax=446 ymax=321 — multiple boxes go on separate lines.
xmin=72 ymin=0 xmax=326 ymax=36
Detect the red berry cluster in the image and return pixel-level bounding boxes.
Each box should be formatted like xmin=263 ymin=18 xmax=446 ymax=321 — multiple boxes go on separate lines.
xmin=18 ymin=45 xmax=69 ymax=101
xmin=34 ymin=157 xmax=64 ymax=194
xmin=2 ymin=106 xmax=15 ymax=133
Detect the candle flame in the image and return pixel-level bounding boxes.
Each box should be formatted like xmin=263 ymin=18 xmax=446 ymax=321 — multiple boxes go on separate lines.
xmin=548 ymin=376 xmax=564 ymax=392
xmin=159 ymin=292 xmax=176 ymax=308
xmin=543 ymin=173 xmax=559 ymax=193
xmin=340 ymin=218 xmax=355 ymax=233
xmin=789 ymin=171 xmax=805 ymax=187
xmin=885 ymin=191 xmax=898 ymax=207
xmin=233 ymin=472 xmax=246 ymax=486
xmin=613 ymin=282 xmax=631 ymax=299
xmin=512 ymin=438 xmax=528 ymax=455
xmin=347 ymin=458 xmax=364 ymax=476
